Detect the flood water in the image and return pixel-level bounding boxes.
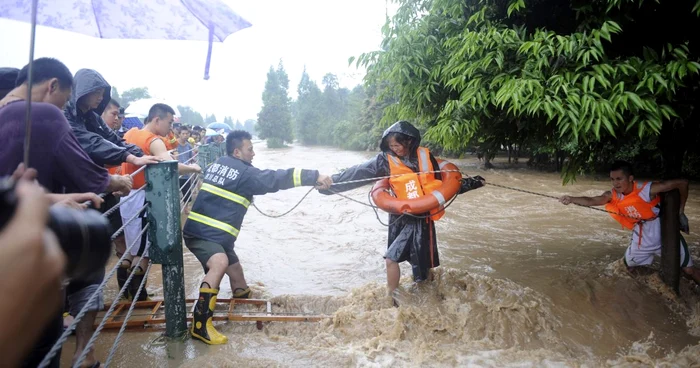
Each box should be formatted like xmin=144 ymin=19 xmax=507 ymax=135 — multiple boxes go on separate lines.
xmin=62 ymin=144 xmax=700 ymax=367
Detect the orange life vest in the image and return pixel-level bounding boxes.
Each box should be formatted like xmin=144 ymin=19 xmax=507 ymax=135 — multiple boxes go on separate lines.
xmin=121 ymin=128 xmax=162 ymax=189
xmin=605 ymin=181 xmax=659 ymax=247
xmin=605 ymin=181 xmax=659 ymax=229
xmin=387 ymin=147 xmax=444 ymax=220
xmin=107 ymin=166 xmax=121 ymax=175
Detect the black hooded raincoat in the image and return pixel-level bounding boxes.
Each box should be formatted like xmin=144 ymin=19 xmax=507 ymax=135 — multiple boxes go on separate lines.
xmin=321 ymin=121 xmax=442 ymax=282
xmin=64 ymin=69 xmax=143 ymax=166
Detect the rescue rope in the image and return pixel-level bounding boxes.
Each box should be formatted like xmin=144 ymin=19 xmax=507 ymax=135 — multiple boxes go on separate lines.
xmin=111 ymin=204 xmax=149 ymax=241
xmin=74 ymin=226 xmax=152 ymax=368
xmin=129 ymin=164 xmax=147 ymax=178
xmin=178 ymin=171 xmax=199 ymax=191
xmin=251 ymin=169 xmax=464 ymax=221
xmin=101 ymin=185 xmax=146 ymax=219
xmin=103 ymin=261 xmax=153 ymax=368
xmin=38 ymin=214 xmax=150 ymax=368
xmin=181 ymin=175 xmax=203 ymax=209
xmin=483 ymin=181 xmax=641 ymax=220
xmin=251 ymin=187 xmax=316 ymax=218
xmin=173 ymin=146 xmax=197 ymax=156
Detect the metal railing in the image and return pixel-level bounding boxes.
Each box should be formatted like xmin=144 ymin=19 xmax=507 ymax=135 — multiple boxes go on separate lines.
xmin=39 ymin=142 xmax=226 ymax=368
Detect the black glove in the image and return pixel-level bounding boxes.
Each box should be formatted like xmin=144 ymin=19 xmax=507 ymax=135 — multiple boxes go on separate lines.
xmin=680 ymin=212 xmax=689 ymax=234
xmin=460 ymin=176 xmax=485 ymax=194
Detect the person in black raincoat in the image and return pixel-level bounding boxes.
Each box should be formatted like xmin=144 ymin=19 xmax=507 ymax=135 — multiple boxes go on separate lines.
xmin=321 ymin=121 xmax=484 ymax=304
xmin=63 ymin=69 xmax=160 ymax=368
xmin=64 ymin=69 xmax=159 ymax=167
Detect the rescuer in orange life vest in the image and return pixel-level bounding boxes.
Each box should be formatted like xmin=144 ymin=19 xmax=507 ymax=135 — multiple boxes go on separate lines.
xmin=559 ymin=160 xmax=700 ymax=285
xmin=320 ymin=121 xmax=485 ymax=306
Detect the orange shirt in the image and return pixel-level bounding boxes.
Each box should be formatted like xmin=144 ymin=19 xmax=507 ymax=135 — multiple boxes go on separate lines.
xmin=164 ymin=131 xmax=178 ymax=151
xmin=122 ymin=128 xmax=162 ymax=189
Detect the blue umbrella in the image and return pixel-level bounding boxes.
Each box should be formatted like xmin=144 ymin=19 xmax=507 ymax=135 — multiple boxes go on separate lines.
xmin=207 ymin=122 xmax=232 ymax=133
xmin=0 ymin=0 xmax=251 ymax=166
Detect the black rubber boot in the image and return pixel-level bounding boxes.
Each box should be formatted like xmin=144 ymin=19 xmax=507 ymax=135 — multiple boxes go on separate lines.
xmin=117 ymin=267 xmax=130 ymax=300
xmin=128 ymin=266 xmax=149 ymax=302
xmin=232 ymin=287 xmax=251 ymax=299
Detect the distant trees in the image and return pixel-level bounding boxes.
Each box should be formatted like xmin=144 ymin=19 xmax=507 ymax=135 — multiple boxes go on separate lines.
xmin=120 ymin=87 xmax=151 ymax=107
xmin=256 ymin=61 xmax=293 ymax=148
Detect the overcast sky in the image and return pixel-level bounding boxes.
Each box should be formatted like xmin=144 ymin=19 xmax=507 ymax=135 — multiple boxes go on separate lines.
xmin=0 ymin=0 xmax=392 ymax=122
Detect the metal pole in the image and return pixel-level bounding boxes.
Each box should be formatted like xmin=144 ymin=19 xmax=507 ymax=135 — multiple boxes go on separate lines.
xmin=198 ymin=144 xmax=210 ymax=169
xmin=660 ymin=189 xmax=681 ymax=294
xmin=23 ymin=0 xmax=39 ymax=168
xmin=145 ymin=161 xmax=187 ymax=337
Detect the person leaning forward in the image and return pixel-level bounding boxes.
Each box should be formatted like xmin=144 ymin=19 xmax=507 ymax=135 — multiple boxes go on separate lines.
xmin=559 ymin=160 xmax=700 ymax=285
xmin=182 ymin=130 xmax=332 ymax=345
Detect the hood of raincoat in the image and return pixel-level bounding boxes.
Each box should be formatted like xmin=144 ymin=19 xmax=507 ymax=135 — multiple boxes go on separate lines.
xmin=67 ymin=69 xmax=111 ymax=116
xmin=0 ymin=67 xmax=19 ymax=91
xmin=379 ymin=120 xmax=421 ymax=154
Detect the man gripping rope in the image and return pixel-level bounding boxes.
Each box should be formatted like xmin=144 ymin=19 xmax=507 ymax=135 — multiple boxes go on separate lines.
xmin=121 ymin=103 xmax=202 ymax=301
xmin=559 ymin=160 xmax=700 ymax=285
xmin=182 ymin=130 xmax=332 ymax=345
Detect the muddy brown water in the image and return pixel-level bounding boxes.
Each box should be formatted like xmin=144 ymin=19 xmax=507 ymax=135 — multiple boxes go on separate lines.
xmin=61 ymin=144 xmax=700 ymax=367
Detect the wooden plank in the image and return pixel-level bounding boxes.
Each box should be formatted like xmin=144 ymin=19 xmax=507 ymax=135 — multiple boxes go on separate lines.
xmin=146 ymin=301 xmax=163 ymax=323
xmin=228 ymin=315 xmax=326 ymax=322
xmin=104 ymin=304 xmax=126 ymax=324
xmin=228 ymin=299 xmax=236 ymax=319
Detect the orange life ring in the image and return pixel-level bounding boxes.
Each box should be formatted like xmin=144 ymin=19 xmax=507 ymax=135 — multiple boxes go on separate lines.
xmin=371 ymin=161 xmax=462 ymax=215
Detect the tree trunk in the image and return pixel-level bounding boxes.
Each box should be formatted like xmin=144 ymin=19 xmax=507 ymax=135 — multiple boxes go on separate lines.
xmin=484 ymin=153 xmax=495 ymax=169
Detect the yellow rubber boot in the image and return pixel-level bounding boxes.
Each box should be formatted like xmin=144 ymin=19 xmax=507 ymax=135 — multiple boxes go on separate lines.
xmin=191 ymin=288 xmax=228 ymax=345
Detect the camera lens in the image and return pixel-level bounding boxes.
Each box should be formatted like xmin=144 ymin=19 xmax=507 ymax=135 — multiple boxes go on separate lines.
xmin=48 ymin=206 xmax=112 ymax=280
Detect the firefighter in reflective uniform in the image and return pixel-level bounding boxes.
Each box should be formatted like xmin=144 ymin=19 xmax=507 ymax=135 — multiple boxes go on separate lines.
xmin=320 ymin=121 xmax=485 ymax=305
xmin=182 ymin=130 xmax=332 ymax=345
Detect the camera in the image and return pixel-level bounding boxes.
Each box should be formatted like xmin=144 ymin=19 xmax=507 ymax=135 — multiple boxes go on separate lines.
xmin=0 ymin=177 xmax=112 ymax=280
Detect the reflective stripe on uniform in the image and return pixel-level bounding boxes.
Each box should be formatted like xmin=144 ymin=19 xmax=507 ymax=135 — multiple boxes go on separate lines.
xmin=439 ymin=160 xmax=449 ymax=169
xmin=201 ymin=183 xmax=250 ymax=208
xmin=188 ymin=211 xmax=240 ymax=237
xmin=293 ymin=168 xmax=302 ymax=187
xmin=432 ymin=190 xmax=446 ymax=206
xmin=418 ymin=148 xmax=430 ymax=173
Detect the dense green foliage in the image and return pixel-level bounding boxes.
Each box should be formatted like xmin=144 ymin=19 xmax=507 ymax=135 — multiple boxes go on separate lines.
xmin=257 ymin=61 xmax=294 ymax=148
xmin=355 ymin=0 xmax=700 ymax=181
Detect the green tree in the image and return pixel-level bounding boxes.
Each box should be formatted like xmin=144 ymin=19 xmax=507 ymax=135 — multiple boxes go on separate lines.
xmin=121 ymin=87 xmax=151 ymax=107
xmin=295 ymin=67 xmax=324 ymax=145
xmin=234 ymin=119 xmax=244 ymax=130
xmin=204 ymin=114 xmax=218 ymax=124
xmin=256 ymin=61 xmax=293 ymax=148
xmin=357 ymin=0 xmax=700 ymax=182
xmin=178 ymin=105 xmax=205 ymax=126
xmin=243 ymin=119 xmax=256 ymax=135
xmin=111 ymin=87 xmax=122 ymax=105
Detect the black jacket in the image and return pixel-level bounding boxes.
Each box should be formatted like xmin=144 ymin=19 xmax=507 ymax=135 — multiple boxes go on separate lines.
xmin=64 ymin=69 xmax=142 ymax=166
xmin=183 ymin=155 xmax=320 ymax=249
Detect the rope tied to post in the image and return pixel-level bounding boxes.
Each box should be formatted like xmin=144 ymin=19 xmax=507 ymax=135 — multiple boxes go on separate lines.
xmin=250 ymin=169 xmax=643 ymax=224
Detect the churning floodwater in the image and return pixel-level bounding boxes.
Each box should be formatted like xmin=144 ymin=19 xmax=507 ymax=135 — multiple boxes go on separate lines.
xmin=62 ymin=143 xmax=700 ymax=367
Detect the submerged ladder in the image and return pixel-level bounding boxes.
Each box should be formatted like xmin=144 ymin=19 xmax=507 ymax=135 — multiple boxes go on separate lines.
xmin=95 ymin=299 xmax=327 ymax=331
